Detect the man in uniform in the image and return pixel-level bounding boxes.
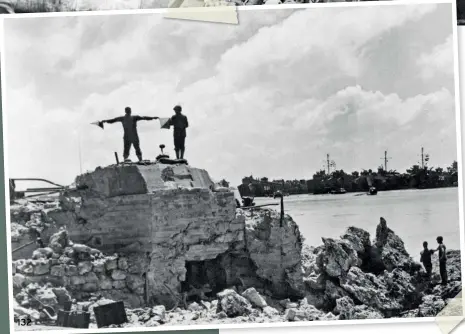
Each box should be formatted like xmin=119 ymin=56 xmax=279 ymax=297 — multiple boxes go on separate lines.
xmin=99 ymin=107 xmax=159 ymax=162
xmin=166 ymin=105 xmax=189 ymax=159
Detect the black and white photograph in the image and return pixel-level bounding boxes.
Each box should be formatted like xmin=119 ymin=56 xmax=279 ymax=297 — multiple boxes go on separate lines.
xmin=0 ymin=0 xmax=395 ymax=14
xmin=1 ymin=0 xmax=465 ymax=28
xmin=3 ymin=2 xmax=464 ymax=332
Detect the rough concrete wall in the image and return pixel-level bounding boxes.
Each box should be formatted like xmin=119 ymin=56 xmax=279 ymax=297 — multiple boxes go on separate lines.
xmin=147 ymin=188 xmax=243 ymax=305
xmin=52 ymin=187 xmax=239 ymax=254
xmin=50 ymin=194 xmax=153 ymax=253
xmin=75 ymin=164 xmax=215 ymax=198
xmin=76 ymin=165 xmax=149 ymax=197
xmin=47 ymin=180 xmax=246 ymax=306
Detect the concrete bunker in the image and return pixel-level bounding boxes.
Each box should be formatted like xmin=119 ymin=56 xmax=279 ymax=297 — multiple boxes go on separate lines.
xmin=12 ymin=161 xmax=306 ymax=309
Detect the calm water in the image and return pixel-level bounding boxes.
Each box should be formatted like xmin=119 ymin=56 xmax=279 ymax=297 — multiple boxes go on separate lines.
xmin=254 ymin=188 xmax=462 ymax=261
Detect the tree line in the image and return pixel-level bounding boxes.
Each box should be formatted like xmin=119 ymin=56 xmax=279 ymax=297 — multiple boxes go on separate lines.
xmin=237 ymin=161 xmax=459 ymax=197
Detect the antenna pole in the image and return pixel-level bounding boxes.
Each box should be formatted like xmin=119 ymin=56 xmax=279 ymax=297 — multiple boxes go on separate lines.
xmin=78 ymin=132 xmax=83 ymax=175
xmin=421 ymin=147 xmax=424 ymax=169
xmin=380 ymin=150 xmax=392 ymax=171
xmin=327 ymin=154 xmax=330 ymax=175
xmin=384 ymin=151 xmax=387 ymax=171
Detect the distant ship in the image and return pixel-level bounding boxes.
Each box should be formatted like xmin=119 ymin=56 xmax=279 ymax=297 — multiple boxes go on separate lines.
xmin=330 ymin=188 xmax=347 ymax=195
xmin=368 ymin=186 xmax=378 ymax=195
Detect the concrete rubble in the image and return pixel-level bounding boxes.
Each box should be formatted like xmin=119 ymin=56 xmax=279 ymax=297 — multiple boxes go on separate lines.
xmin=10 ymin=162 xmax=462 ymax=327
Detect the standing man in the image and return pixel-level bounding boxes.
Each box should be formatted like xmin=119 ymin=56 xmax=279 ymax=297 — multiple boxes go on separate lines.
xmin=166 ymin=105 xmax=189 ymax=159
xmin=99 ymin=107 xmax=159 ymax=162
xmin=436 ymin=236 xmax=448 ymax=285
xmin=420 ymin=241 xmax=434 ymax=278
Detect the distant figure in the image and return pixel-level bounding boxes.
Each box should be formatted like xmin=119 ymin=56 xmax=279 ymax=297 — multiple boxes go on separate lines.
xmin=100 ymin=107 xmax=159 ymax=162
xmin=9 ymin=179 xmax=15 ymax=203
xmin=166 ymin=105 xmax=189 ymax=159
xmin=420 ymin=241 xmax=434 ymax=277
xmin=36 ymin=238 xmax=44 ymax=248
xmin=436 ymin=236 xmax=448 ymax=285
xmin=375 ymin=217 xmax=388 ymax=247
xmin=29 ymin=227 xmax=41 ymax=241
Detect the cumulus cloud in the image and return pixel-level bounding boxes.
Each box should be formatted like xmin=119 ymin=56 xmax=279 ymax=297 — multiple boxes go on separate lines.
xmin=417 ymin=34 xmax=454 ymax=79
xmin=3 ymin=4 xmax=457 ymax=187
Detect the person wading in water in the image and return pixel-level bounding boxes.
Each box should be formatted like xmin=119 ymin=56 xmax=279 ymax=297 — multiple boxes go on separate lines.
xmin=420 ymin=241 xmax=434 ymax=278
xmin=436 ymin=236 xmax=448 ymax=285
xmin=99 ymin=107 xmax=159 ymax=162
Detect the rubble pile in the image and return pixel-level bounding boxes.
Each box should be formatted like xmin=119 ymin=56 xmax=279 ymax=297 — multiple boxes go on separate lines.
xmin=13 ymin=230 xmax=147 ymax=311
xmin=296 ymin=223 xmax=461 ymax=320
xmin=12 ymin=214 xmax=462 ymax=327
xmin=10 ymin=163 xmax=462 ymax=327
xmin=11 ymin=199 xmax=61 ymax=260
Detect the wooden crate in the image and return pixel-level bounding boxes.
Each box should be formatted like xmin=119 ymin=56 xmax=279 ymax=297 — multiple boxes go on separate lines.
xmin=93 ymin=301 xmax=128 ymax=328
xmin=56 ymin=310 xmax=90 ymax=328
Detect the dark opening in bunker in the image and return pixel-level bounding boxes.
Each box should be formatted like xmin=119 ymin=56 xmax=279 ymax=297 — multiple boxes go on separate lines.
xmin=181 ymin=257 xmax=228 ymax=302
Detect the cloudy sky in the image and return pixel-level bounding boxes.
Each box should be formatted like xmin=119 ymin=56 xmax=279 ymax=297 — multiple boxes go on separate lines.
xmin=2 ymin=4 xmax=458 ymax=187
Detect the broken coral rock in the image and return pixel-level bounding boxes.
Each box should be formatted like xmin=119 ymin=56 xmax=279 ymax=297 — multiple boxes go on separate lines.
xmin=382 ymin=268 xmax=419 ymax=309
xmin=48 ymin=230 xmax=69 ymax=254
xmin=32 ymin=247 xmax=54 ymax=260
xmin=335 ymin=296 xmax=384 ymax=320
xmin=374 ymin=219 xmax=420 ymax=274
xmin=33 ymin=259 xmax=51 ymax=275
xmin=325 ymin=280 xmax=349 ymax=301
xmin=341 ymin=226 xmax=371 ymax=255
xmin=244 ymin=209 xmax=304 ymax=296
xmin=263 ymin=306 xmax=280 ymax=317
xmin=241 ymin=288 xmax=268 ymax=309
xmin=317 ymin=237 xmax=360 ymax=278
xmin=418 ymin=295 xmax=446 ymax=317
xmin=217 ymin=289 xmax=253 ymax=317
xmin=340 ymin=267 xmax=402 ymax=313
xmin=13 ymin=273 xmax=28 ymax=289
xmin=285 ymin=299 xmax=327 ymax=321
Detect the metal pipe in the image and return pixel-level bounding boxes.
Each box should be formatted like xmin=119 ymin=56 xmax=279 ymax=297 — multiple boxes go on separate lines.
xmin=240 ymin=203 xmax=279 ymax=210
xmin=12 ymin=240 xmax=35 ymax=253
xmin=10 ymin=178 xmax=63 ymax=188
xmin=25 ymin=187 xmax=63 ymax=192
xmin=145 ymin=273 xmax=149 ymax=305
xmin=115 ymin=152 xmax=120 ymax=164
xmin=25 ymin=190 xmax=61 ymax=198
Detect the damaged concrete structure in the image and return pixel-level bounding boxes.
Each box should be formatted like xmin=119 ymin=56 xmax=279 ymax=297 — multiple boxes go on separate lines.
xmin=13 ymin=162 xmax=462 ymax=328
xmin=14 ymin=162 xmax=304 ymax=309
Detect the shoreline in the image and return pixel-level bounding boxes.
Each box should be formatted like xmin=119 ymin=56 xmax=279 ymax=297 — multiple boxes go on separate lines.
xmin=251 ymin=185 xmax=459 ymax=198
